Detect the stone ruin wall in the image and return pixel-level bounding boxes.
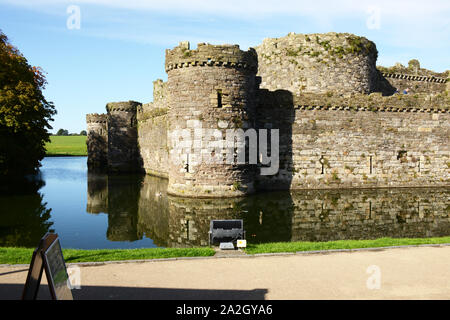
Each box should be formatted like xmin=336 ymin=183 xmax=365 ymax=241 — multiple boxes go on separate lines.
xmin=377 ymin=61 xmax=449 ymax=95
xmin=255 ymin=33 xmax=379 ymax=95
xmin=137 ymin=80 xmax=169 ymax=178
xmin=164 ymin=42 xmax=259 ymax=198
xmin=256 ymin=91 xmax=450 ymax=191
xmin=377 ymin=70 xmax=447 ymax=95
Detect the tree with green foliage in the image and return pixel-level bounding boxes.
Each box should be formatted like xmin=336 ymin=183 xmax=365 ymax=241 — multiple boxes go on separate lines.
xmin=0 ymin=30 xmax=56 ymax=183
xmin=80 ymin=130 xmax=87 ymax=136
xmin=56 ymin=128 xmax=69 ymax=136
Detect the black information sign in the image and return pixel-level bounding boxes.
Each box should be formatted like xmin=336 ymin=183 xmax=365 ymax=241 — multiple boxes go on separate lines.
xmin=22 ymin=233 xmax=73 ymax=300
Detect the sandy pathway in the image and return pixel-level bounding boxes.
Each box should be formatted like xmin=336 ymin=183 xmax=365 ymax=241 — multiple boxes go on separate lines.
xmin=1 ymin=246 xmax=449 ymax=300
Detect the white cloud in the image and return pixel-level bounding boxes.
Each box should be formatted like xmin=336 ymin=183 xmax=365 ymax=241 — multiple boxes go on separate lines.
xmin=2 ymin=0 xmax=448 ymax=69
xmin=2 ymin=0 xmax=449 ymax=20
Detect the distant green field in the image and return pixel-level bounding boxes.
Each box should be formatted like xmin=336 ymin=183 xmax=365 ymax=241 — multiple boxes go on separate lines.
xmin=45 ymin=136 xmax=87 ymax=156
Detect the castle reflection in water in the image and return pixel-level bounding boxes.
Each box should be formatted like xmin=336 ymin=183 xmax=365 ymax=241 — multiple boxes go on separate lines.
xmin=87 ymin=174 xmax=450 ymax=248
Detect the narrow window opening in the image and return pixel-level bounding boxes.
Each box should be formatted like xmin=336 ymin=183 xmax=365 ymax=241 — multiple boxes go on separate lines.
xmin=369 ymin=156 xmax=373 ymax=174
xmin=418 ymin=158 xmax=421 ymax=172
xmin=319 ymin=155 xmax=325 ymax=174
xmin=186 ymin=220 xmax=190 ymax=241
xmin=397 ymin=150 xmax=407 ymax=160
xmin=217 ymin=89 xmax=223 ymax=108
xmin=184 ymin=153 xmax=190 ymax=172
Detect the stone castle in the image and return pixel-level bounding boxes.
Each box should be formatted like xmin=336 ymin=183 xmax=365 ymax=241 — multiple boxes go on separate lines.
xmin=86 ymin=32 xmax=450 ymax=198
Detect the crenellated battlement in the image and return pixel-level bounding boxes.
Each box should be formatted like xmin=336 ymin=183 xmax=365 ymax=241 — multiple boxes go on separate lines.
xmin=293 ymin=104 xmax=449 ymax=113
xmin=381 ymin=73 xmax=446 ymax=83
xmin=86 ymin=114 xmax=108 ymax=170
xmin=165 ymin=42 xmax=258 ymax=73
xmin=86 ymin=113 xmax=107 ymax=123
xmin=106 ymin=101 xmax=141 ymax=112
xmin=297 ymin=92 xmax=449 ymax=111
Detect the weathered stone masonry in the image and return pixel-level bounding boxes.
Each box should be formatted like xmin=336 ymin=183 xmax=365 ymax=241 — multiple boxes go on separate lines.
xmin=86 ymin=113 xmax=107 ymax=169
xmin=255 ymin=32 xmax=379 ymax=95
xmin=86 ymin=32 xmax=450 ymax=197
xmin=165 ymin=42 xmax=258 ymax=197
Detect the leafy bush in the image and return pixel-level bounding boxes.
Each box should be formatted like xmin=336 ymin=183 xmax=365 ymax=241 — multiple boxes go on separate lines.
xmin=0 ymin=30 xmax=56 ymax=183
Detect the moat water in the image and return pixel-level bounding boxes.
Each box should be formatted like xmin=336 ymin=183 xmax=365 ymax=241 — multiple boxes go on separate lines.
xmin=1 ymin=157 xmax=449 ymax=249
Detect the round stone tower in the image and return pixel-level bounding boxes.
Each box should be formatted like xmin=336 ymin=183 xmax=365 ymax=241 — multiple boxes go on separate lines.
xmin=106 ymin=101 xmax=142 ymax=172
xmin=256 ymin=32 xmax=378 ymax=95
xmin=165 ymin=42 xmax=258 ymax=197
xmin=86 ymin=113 xmax=108 ymax=170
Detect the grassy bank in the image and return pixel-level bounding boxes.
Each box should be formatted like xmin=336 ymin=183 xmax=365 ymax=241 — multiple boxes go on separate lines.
xmin=2 ymin=237 xmax=449 ymax=265
xmin=45 ymin=136 xmax=87 ymax=156
xmin=244 ymin=236 xmax=450 ymax=254
xmin=0 ymin=247 xmax=215 ymax=265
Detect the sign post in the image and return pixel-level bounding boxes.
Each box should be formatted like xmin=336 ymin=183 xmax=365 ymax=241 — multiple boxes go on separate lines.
xmin=22 ymin=233 xmax=73 ymax=300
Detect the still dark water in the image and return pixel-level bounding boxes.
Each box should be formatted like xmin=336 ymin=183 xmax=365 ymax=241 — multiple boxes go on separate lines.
xmin=1 ymin=157 xmax=449 ymax=249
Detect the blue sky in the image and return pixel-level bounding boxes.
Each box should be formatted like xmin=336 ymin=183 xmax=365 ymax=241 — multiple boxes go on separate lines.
xmin=0 ymin=0 xmax=449 ymax=134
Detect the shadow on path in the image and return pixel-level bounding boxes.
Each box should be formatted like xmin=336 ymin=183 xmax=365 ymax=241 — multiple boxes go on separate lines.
xmin=0 ymin=283 xmax=268 ymax=300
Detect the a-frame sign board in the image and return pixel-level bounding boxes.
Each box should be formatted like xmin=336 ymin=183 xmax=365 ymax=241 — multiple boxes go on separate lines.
xmin=22 ymin=233 xmax=73 ymax=300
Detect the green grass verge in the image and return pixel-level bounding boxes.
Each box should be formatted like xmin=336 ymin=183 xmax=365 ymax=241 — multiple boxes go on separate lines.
xmin=244 ymin=236 xmax=450 ymax=255
xmin=45 ymin=136 xmax=87 ymax=156
xmin=3 ymin=237 xmax=449 ymax=264
xmin=0 ymin=247 xmax=215 ymax=265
